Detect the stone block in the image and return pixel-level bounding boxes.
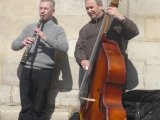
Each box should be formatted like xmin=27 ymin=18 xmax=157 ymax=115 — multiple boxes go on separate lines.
xmin=45 ymin=87 xmax=79 ymax=106
xmin=145 ymin=18 xmax=160 ymax=41
xmin=118 ymin=0 xmax=129 ymax=16
xmin=68 ymin=40 xmax=77 ymax=57
xmin=0 ymin=0 xmax=37 ymax=18
xmin=129 ymin=0 xmax=160 ymax=17
xmin=0 ymin=85 xmax=10 ymax=105
xmin=0 ymin=105 xmax=74 ymax=120
xmin=130 ymin=17 xmax=145 ymax=42
xmin=0 ymin=105 xmax=20 ymax=120
xmin=56 ymin=90 xmax=79 ymax=106
xmin=128 ymin=41 xmax=160 ymax=60
xmin=2 ymin=53 xmax=21 ymax=86
xmin=56 ymin=15 xmax=90 ymax=40
xmin=145 ymin=61 xmax=160 ymax=89
xmin=51 ymin=112 xmax=70 ymax=120
xmin=55 ymin=0 xmax=86 ymax=15
xmin=0 ymin=85 xmax=20 ymax=105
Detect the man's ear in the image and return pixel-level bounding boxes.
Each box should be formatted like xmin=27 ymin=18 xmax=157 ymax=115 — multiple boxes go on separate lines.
xmin=98 ymin=2 xmax=103 ymax=9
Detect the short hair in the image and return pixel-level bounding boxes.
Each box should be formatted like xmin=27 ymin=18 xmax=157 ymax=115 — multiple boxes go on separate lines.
xmin=95 ymin=0 xmax=103 ymax=5
xmin=85 ymin=0 xmax=103 ymax=5
xmin=40 ymin=0 xmax=55 ymax=8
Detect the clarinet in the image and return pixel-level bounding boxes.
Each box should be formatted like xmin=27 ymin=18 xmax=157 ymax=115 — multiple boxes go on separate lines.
xmin=20 ymin=19 xmax=43 ymax=64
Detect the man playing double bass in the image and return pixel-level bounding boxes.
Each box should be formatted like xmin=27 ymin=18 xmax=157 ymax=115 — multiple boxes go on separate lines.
xmin=74 ymin=0 xmax=139 ymax=119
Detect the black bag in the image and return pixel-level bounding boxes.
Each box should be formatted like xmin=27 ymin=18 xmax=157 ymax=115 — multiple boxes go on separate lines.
xmin=123 ymin=90 xmax=160 ymax=120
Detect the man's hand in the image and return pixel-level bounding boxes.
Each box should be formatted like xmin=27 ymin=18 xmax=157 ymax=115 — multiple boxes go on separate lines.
xmin=106 ymin=7 xmax=125 ymax=21
xmin=22 ymin=37 xmax=34 ymax=46
xmin=34 ymin=27 xmax=47 ymax=40
xmin=80 ymin=59 xmax=90 ymax=70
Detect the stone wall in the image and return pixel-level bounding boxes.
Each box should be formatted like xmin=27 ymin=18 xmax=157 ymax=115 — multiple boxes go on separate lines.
xmin=127 ymin=0 xmax=160 ymax=89
xmin=0 ymin=0 xmax=160 ymax=118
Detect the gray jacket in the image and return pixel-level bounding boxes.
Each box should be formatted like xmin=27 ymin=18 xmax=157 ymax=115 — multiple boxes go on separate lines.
xmin=12 ymin=20 xmax=68 ymax=69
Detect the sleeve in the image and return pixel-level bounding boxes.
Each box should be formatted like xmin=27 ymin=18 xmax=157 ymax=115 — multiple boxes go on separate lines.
xmin=44 ymin=26 xmax=69 ymax=52
xmin=11 ymin=25 xmax=30 ymax=51
xmin=74 ymin=28 xmax=88 ymax=65
xmin=120 ymin=17 xmax=139 ymax=40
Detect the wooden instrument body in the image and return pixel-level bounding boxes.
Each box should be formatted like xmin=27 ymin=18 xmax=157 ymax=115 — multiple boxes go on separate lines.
xmin=80 ymin=35 xmax=126 ymax=120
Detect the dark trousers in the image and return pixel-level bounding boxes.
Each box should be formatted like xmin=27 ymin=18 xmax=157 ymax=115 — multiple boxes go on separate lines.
xmin=18 ymin=65 xmax=53 ymax=120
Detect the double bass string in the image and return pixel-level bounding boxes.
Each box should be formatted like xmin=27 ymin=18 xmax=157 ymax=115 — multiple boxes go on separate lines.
xmin=78 ymin=15 xmax=107 ymax=99
xmin=78 ymin=14 xmax=114 ymax=100
xmin=78 ymin=9 xmax=114 ymax=100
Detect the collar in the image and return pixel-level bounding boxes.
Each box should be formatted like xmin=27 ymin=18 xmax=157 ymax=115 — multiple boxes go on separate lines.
xmin=90 ymin=11 xmax=105 ymax=24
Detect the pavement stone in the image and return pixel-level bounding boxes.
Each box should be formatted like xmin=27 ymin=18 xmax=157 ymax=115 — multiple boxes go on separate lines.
xmin=0 ymin=104 xmax=79 ymax=120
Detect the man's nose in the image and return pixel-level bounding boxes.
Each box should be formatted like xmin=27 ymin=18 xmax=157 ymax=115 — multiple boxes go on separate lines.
xmin=88 ymin=8 xmax=92 ymax=13
xmin=88 ymin=8 xmax=91 ymax=12
xmin=40 ymin=8 xmax=45 ymax=13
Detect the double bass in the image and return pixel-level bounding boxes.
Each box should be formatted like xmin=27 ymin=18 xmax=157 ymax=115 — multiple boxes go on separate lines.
xmin=79 ymin=0 xmax=126 ymax=120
